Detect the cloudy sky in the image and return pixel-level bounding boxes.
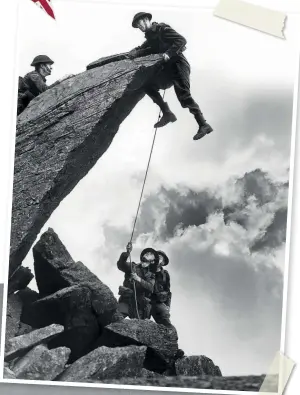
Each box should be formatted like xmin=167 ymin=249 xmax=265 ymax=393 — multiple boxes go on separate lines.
xmin=10 ymin=0 xmax=300 ymax=379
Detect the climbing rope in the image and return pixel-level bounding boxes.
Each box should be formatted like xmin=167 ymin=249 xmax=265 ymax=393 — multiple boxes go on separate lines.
xmin=128 ymin=90 xmax=166 ymax=320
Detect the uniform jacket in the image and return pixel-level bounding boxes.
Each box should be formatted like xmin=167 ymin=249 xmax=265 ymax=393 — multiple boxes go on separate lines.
xmin=152 ymin=268 xmax=172 ymax=307
xmin=131 ymin=22 xmax=187 ymax=60
xmin=17 ymin=71 xmax=60 ymax=115
xmin=117 ymin=251 xmax=155 ymax=298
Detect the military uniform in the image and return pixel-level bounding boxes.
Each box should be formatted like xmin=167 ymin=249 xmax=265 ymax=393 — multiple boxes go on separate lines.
xmin=17 ymin=71 xmax=60 ymax=115
xmin=151 ymin=268 xmax=174 ymax=327
xmin=117 ymin=251 xmax=156 ymax=319
xmin=130 ymin=22 xmax=206 ymax=128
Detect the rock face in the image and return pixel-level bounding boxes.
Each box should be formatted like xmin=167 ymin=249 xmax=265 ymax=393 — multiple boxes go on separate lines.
xmin=10 ymin=54 xmax=168 ymax=276
xmin=175 ymin=356 xmax=222 ymax=377
xmin=102 ymin=319 xmax=178 ymax=372
xmin=59 ymin=345 xmax=147 ymax=382
xmin=6 ymin=294 xmax=23 ymax=344
xmin=29 ymin=285 xmax=100 ymax=361
xmin=12 ymin=344 xmax=70 ymax=380
xmin=33 ymin=228 xmax=117 ymax=321
xmin=5 ymin=324 xmax=64 ymax=362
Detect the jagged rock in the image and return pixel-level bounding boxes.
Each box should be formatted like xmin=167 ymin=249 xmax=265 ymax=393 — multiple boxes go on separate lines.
xmin=17 ymin=287 xmax=39 ymax=326
xmin=26 ymin=284 xmax=100 ymax=362
xmin=59 ymin=345 xmax=147 ymax=382
xmin=175 ymin=355 xmax=222 ymax=377
xmin=3 ymin=366 xmax=16 ymax=379
xmin=6 ymin=294 xmax=23 ymax=343
xmin=32 ymin=229 xmax=118 ymax=327
xmin=12 ymin=344 xmax=70 ymax=380
xmin=10 ymin=54 xmax=168 ymax=276
xmin=101 ymin=319 xmax=178 ymax=370
xmin=5 ymin=323 xmax=64 ymax=362
xmin=8 ymin=266 xmax=34 ymax=295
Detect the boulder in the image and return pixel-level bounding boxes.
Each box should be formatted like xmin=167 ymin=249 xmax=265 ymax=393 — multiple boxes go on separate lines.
xmin=101 ymin=319 xmax=178 ymax=370
xmin=27 ymin=284 xmax=100 ymax=361
xmin=5 ymin=294 xmax=23 ymax=343
xmin=32 ymin=229 xmax=118 ymax=326
xmin=12 ymin=344 xmax=70 ymax=380
xmin=10 ymin=54 xmax=168 ymax=276
xmin=175 ymin=355 xmax=222 ymax=377
xmin=5 ymin=323 xmax=64 ymax=362
xmin=59 ymin=345 xmax=147 ymax=382
xmin=8 ymin=266 xmax=34 ymax=295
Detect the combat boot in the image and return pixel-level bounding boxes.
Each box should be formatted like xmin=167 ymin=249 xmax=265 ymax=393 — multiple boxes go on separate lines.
xmin=193 ymin=112 xmax=213 ymax=141
xmin=154 ymin=102 xmax=177 ymax=128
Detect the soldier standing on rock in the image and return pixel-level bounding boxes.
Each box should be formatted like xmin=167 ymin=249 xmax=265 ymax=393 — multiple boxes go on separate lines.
xmin=117 ymin=242 xmax=158 ymax=319
xmin=127 ymin=12 xmax=213 ymax=141
xmin=17 ymin=55 xmax=73 ymax=115
xmin=150 ymin=250 xmax=174 ymax=328
xmin=151 ymin=250 xmax=185 ymax=360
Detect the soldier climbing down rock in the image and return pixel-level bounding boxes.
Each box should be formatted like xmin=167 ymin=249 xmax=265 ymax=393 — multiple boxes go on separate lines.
xmin=17 ymin=55 xmax=73 ymax=115
xmin=128 ymin=12 xmax=213 ymax=141
xmin=117 ymin=242 xmax=158 ymax=319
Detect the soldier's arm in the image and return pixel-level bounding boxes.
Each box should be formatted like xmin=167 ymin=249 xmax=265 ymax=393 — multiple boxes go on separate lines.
xmin=162 ymin=25 xmax=187 ymax=58
xmin=135 ymin=272 xmax=155 ymax=293
xmin=165 ymin=270 xmax=172 ymax=307
xmin=130 ymin=40 xmax=157 ymax=58
xmin=117 ymin=251 xmax=132 ymax=274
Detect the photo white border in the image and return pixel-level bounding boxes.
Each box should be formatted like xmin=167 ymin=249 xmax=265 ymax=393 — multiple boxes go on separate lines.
xmin=0 ymin=1 xmax=300 ymax=394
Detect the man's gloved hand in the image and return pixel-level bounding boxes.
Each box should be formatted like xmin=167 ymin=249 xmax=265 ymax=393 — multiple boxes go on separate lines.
xmin=162 ymin=53 xmax=170 ymax=62
xmin=126 ymin=242 xmax=133 ymax=253
xmin=131 ymin=272 xmax=141 ymax=282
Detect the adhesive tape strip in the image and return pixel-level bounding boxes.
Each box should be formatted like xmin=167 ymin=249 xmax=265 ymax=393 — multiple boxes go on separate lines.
xmin=214 ymin=0 xmax=286 ymax=39
xmin=259 ymin=351 xmax=295 ymax=394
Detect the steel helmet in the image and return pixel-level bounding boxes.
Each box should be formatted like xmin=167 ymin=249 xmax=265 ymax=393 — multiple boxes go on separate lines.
xmin=31 ymin=55 xmax=54 ymax=67
xmin=132 ymin=12 xmax=152 ymax=28
xmin=157 ymin=250 xmax=169 ymax=266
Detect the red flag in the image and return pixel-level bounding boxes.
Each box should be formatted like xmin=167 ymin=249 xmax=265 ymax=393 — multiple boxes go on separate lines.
xmin=31 ymin=0 xmax=56 ymax=20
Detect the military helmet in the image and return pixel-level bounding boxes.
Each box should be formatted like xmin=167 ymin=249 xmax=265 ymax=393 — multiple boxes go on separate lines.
xmin=140 ymin=247 xmax=159 ymax=266
xmin=157 ymin=250 xmax=169 ymax=266
xmin=132 ymin=12 xmax=152 ymax=28
xmin=31 ymin=55 xmax=54 ymax=67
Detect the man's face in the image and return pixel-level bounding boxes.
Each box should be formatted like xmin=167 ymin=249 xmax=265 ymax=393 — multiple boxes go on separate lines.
xmin=40 ymin=63 xmax=52 ymax=77
xmin=136 ymin=17 xmax=151 ymax=32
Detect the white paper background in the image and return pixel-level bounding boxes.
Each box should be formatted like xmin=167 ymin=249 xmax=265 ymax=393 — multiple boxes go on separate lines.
xmin=0 ymin=0 xmax=299 ymax=393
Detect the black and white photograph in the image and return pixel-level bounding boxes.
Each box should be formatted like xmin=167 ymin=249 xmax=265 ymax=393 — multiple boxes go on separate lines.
xmin=2 ymin=0 xmax=300 ymax=392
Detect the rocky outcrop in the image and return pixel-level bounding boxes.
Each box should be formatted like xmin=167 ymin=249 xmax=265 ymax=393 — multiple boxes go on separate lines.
xmin=10 ymin=54 xmax=168 ymax=276
xmin=59 ymin=345 xmax=147 ymax=382
xmin=3 ymin=227 xmax=268 ymax=391
xmin=5 ymin=324 xmax=64 ymax=362
xmin=175 ymin=356 xmax=222 ymax=377
xmin=101 ymin=319 xmax=178 ymax=371
xmin=32 ymin=229 xmax=117 ymax=325
xmin=13 ymin=344 xmax=70 ymax=380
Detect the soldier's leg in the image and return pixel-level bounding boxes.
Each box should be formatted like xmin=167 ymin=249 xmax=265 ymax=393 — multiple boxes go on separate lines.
xmin=173 ymin=62 xmax=213 ymax=140
xmin=151 ymin=303 xmax=173 ymax=327
xmin=145 ymin=86 xmax=177 ymax=128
